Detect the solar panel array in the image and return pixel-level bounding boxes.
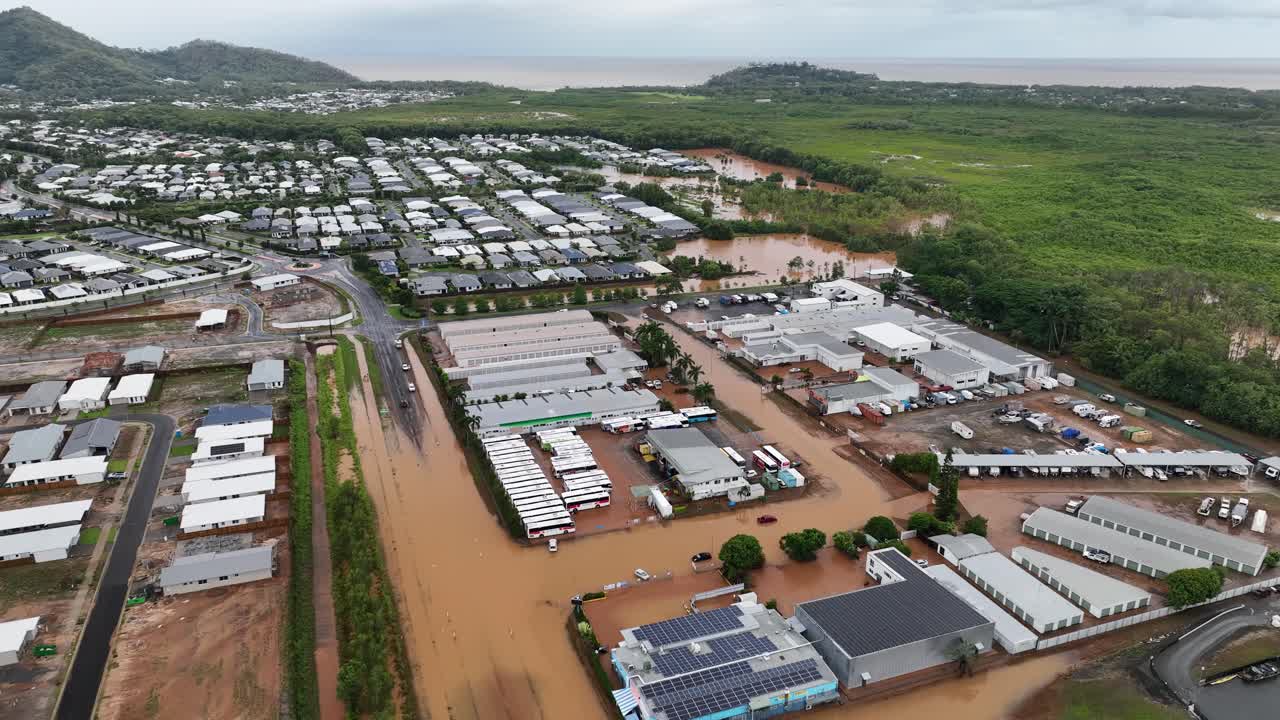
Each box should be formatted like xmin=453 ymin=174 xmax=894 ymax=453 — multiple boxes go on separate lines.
xmin=631 ymin=606 xmax=744 ymax=647
xmin=651 ymin=633 xmax=778 ymax=675
xmin=641 ymin=659 xmax=824 ymax=720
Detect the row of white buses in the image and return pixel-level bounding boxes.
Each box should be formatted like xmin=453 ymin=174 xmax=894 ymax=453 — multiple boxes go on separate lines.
xmin=484 ymin=435 xmax=576 ymax=540
xmin=751 ymin=445 xmax=792 ymax=472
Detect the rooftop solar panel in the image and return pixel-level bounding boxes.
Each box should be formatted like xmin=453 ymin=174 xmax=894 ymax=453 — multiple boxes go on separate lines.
xmin=642 ymin=659 xmax=824 ymax=720
xmin=651 ymin=633 xmax=778 ymax=676
xmin=631 ymin=606 xmax=744 ymax=647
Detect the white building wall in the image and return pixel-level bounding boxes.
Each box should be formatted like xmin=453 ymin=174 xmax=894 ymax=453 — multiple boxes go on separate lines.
xmin=162 ymin=567 xmax=273 ymax=595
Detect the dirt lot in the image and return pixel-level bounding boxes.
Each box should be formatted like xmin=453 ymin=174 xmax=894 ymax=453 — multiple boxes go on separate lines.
xmin=95 ymin=569 xmax=285 ymax=720
xmin=841 ymin=385 xmax=1210 ymax=459
xmin=167 ymin=340 xmax=299 ymax=372
xmin=0 ymin=562 xmax=88 ymax=720
xmin=253 ymin=282 xmax=345 ymax=327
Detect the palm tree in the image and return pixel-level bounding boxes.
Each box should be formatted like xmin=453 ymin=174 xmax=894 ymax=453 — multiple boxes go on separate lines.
xmin=685 ymin=361 xmax=704 ymax=386
xmin=671 ymin=352 xmax=692 ymax=385
xmin=692 ymin=382 xmax=715 ymax=404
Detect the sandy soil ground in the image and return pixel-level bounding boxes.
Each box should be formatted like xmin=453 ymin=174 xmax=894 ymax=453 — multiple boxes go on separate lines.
xmin=96 ymin=571 xmax=285 ymax=720
xmin=0 ymin=587 xmax=82 ymax=720
xmin=254 ymin=283 xmax=344 ymax=327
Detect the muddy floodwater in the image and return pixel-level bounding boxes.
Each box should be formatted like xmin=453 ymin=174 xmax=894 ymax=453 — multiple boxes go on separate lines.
xmin=673 ymin=234 xmax=897 ymax=284
xmin=348 ymin=323 xmax=1074 ymax=720
xmin=686 ymin=148 xmax=850 ymax=193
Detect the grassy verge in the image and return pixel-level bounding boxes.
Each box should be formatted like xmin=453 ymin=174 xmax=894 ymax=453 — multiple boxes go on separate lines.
xmin=355 ymin=336 xmax=386 ymax=399
xmin=1058 ymin=676 xmax=1183 ymax=720
xmin=317 ymin=338 xmax=418 ymax=718
xmin=168 ymin=442 xmax=196 ymax=457
xmin=107 ymin=459 xmax=129 ymax=472
xmin=1198 ymin=628 xmax=1280 ymax=679
xmin=282 ymin=358 xmax=319 ymax=719
xmin=78 ymin=527 xmax=101 ymax=545
xmin=77 ymin=407 xmax=111 ymax=420
xmin=386 ymin=304 xmax=422 ymax=321
xmin=569 ymin=605 xmax=623 ymax=719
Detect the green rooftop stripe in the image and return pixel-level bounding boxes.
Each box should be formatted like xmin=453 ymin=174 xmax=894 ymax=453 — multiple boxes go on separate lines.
xmin=499 ymin=412 xmax=594 ymax=428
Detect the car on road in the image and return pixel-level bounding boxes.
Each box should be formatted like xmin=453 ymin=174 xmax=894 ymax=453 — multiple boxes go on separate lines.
xmin=1184 ymin=418 xmax=1203 ymax=428
xmin=634 ymin=568 xmax=652 ymax=582
xmin=394 ymin=339 xmax=403 ymax=348
xmin=1198 ymin=497 xmax=1216 ymax=516
xmin=402 ymin=363 xmax=411 ymax=371
xmin=691 ymin=552 xmax=713 ymax=563
xmin=407 ymin=383 xmax=416 ymax=393
xmin=548 ymin=538 xmax=558 ymax=553
xmin=757 ymin=515 xmax=778 ymax=525
xmin=399 ymin=400 xmax=409 ymax=408
xmin=1083 ymin=549 xmax=1112 ymax=564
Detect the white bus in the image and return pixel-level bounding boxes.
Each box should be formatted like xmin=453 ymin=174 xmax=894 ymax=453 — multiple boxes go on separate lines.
xmin=561 ymin=468 xmax=608 ymax=481
xmin=515 ymin=499 xmax=564 ymax=515
xmin=564 ymin=478 xmax=612 ymax=494
xmin=646 ymin=414 xmax=689 ymax=430
xmin=508 ymin=485 xmax=557 ymax=500
xmin=562 ymin=489 xmax=611 ymax=512
xmin=681 ymin=406 xmax=718 ymax=423
xmin=503 ymin=480 xmax=551 ymax=494
xmin=553 ymin=459 xmax=598 ymax=477
xmin=601 ymin=417 xmax=639 ymax=434
xmin=762 ymin=445 xmax=791 ymax=468
xmin=484 ymin=440 xmax=527 ymax=453
xmin=500 ymin=470 xmax=547 ymax=484
xmin=494 ymin=462 xmax=541 ymax=476
xmin=525 ymin=515 xmax=575 ymax=539
xmin=721 ymin=446 xmax=747 ymax=468
xmin=482 ymin=434 xmax=520 ymax=447
xmin=494 ymin=458 xmax=539 ymax=471
xmin=550 ymin=443 xmax=591 ymax=456
xmin=487 ymin=447 xmax=533 ymax=460
xmin=752 ymin=450 xmax=778 ymax=473
xmin=521 ymin=506 xmax=571 ymax=524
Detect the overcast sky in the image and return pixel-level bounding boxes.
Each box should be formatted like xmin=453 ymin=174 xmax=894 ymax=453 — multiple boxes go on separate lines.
xmin=8 ymin=1 xmax=1280 ymax=61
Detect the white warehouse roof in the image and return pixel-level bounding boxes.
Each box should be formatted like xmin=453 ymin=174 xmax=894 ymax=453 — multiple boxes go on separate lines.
xmin=1012 ymin=546 xmax=1152 ymax=617
xmin=854 ymin=322 xmax=928 ymax=348
xmin=196 ymin=308 xmax=228 ymax=328
xmin=194 ymin=420 xmax=274 ymax=442
xmin=184 ymin=455 xmax=276 ymax=483
xmin=925 ymin=564 xmax=1039 ymax=654
xmin=1078 ymin=495 xmax=1268 ymax=572
xmin=0 ymin=524 xmax=80 ymax=558
xmin=958 ymin=552 xmax=1084 ymax=632
xmin=0 ymin=617 xmax=41 ymax=656
xmin=180 ymin=494 xmax=265 ymax=531
xmin=1022 ymin=508 xmax=1212 ymax=576
xmin=182 ymin=473 xmax=276 ymax=504
xmin=6 ymin=457 xmax=108 ymax=486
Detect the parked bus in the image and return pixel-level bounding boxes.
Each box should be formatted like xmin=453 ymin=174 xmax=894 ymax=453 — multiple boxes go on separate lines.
xmin=562 ymin=489 xmax=611 ymax=512
xmin=515 ymin=499 xmax=564 ymax=515
xmin=502 ymin=480 xmax=551 ymax=494
xmin=484 ymin=440 xmax=527 ymax=453
xmin=494 ymin=461 xmax=540 ymax=475
xmin=553 ymin=459 xmax=598 ymax=477
xmin=561 ymin=468 xmax=609 ymax=481
xmin=681 ymin=406 xmax=718 ymax=423
xmin=492 ymin=456 xmax=537 ymax=470
xmin=562 ymin=473 xmax=612 ymax=488
xmin=646 ymin=414 xmax=690 ymax=430
xmin=520 ymin=506 xmax=571 ymax=524
xmin=601 ymin=417 xmax=639 ymax=434
xmin=499 ymin=468 xmax=546 ymax=481
xmin=501 ymin=473 xmax=548 ymax=487
xmin=487 ymin=446 xmax=532 ymax=459
xmin=564 ymin=480 xmax=612 ymax=496
xmin=762 ymin=445 xmax=791 ymax=468
xmin=525 ymin=515 xmax=576 ymax=539
xmin=482 ymin=434 xmax=520 ymax=447
xmin=549 ymin=441 xmax=590 ymax=453
xmin=752 ymin=450 xmax=779 ymax=473
xmin=720 ymin=446 xmax=747 ymax=468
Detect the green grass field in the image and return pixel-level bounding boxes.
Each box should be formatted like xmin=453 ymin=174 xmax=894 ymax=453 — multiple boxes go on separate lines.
xmin=78 ymin=527 xmax=101 ymax=545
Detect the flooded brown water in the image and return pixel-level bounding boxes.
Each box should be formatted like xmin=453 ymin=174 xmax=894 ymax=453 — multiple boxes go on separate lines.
xmin=672 ymin=234 xmax=897 ymax=283
xmin=347 ymin=324 xmax=1072 ymax=720
xmin=686 ymin=149 xmax=850 ymax=193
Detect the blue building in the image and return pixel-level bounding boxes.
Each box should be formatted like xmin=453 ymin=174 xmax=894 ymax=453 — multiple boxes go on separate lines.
xmin=610 ymin=595 xmax=840 ymax=720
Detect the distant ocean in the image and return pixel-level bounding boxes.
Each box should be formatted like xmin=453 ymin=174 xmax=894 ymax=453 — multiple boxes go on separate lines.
xmin=324 ymin=56 xmax=1280 ymax=92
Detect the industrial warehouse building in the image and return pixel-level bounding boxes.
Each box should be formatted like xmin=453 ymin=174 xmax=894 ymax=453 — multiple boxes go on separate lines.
xmin=468 ymin=388 xmax=658 ymax=436
xmin=796 ymin=548 xmax=995 ymax=686
xmin=438 ymin=310 xmax=623 ymax=370
xmin=159 ymin=545 xmax=274 ymax=595
xmin=1021 ymin=507 xmax=1212 ymax=579
xmin=924 ymin=565 xmax=1039 ymax=654
xmin=180 ymin=495 xmax=266 ymax=533
xmin=0 ymin=617 xmax=41 ymax=667
xmin=810 ymin=279 xmax=884 ymax=307
xmin=462 ymin=369 xmax=632 ymax=405
xmin=851 ymin=322 xmax=931 ymax=361
xmin=1076 ymin=496 xmax=1269 ymax=576
xmin=806 ymin=367 xmax=919 ymax=415
xmin=913 ymin=317 xmax=1053 ymax=380
xmin=737 ymin=331 xmax=864 ymax=372
xmin=610 ymin=596 xmax=840 ymax=720
xmin=957 ymin=552 xmax=1085 ymax=634
xmin=1012 ymin=546 xmax=1152 ymax=619
xmin=645 ymin=427 xmax=749 ymax=501
xmin=913 ymin=349 xmax=990 ymax=390
xmin=931 ymin=533 xmax=996 ymax=566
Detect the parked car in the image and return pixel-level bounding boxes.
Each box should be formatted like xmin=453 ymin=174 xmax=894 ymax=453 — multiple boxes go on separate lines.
xmin=407 ymin=383 xmax=416 ymax=393
xmin=394 ymin=339 xmax=403 ymax=348
xmin=1065 ymin=499 xmax=1083 ymax=515
xmin=691 ymin=552 xmax=713 ymax=563
xmin=634 ymin=568 xmax=652 ymax=582
xmin=757 ymin=515 xmax=778 ymax=525
xmin=107 ymin=471 xmax=127 ymax=482
xmin=1219 ymin=499 xmax=1232 ymax=520
xmin=1098 ymin=393 xmax=1117 ymax=403
xmin=1083 ymin=549 xmax=1112 ymax=563
xmin=399 ymin=400 xmax=409 ymax=408
xmin=1184 ymin=419 xmax=1204 ymax=428
xmin=548 ymin=538 xmax=558 ymax=553
xmin=914 ymin=559 xmax=929 ymax=569
xmin=1198 ymin=497 xmax=1216 ymax=516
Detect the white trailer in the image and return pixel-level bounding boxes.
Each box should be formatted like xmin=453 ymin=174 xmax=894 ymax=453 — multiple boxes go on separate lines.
xmin=1252 ymin=509 xmax=1268 ymax=534
xmin=951 ymin=421 xmax=974 ymax=440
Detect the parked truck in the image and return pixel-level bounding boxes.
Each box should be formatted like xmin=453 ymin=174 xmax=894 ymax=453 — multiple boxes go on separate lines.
xmin=1232 ymin=499 xmax=1250 ymax=527
xmin=951 ymin=421 xmax=974 ymax=439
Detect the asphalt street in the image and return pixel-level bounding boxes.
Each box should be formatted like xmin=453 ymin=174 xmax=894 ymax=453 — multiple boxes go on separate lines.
xmin=1153 ymin=592 xmax=1280 ymax=720
xmin=55 ymin=413 xmax=176 ymax=720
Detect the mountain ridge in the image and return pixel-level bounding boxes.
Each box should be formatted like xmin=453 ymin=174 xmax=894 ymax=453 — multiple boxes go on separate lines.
xmin=0 ymin=6 xmax=359 ymax=98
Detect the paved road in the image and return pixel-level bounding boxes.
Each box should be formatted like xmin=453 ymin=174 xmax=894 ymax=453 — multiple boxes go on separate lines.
xmin=1153 ymin=592 xmax=1280 ymax=719
xmin=55 ymin=413 xmax=176 ymax=720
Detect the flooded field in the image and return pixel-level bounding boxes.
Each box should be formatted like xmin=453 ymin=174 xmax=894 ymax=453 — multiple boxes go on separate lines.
xmin=672 ymin=234 xmax=897 ymax=285
xmin=685 ymin=148 xmax=850 ymax=193
xmin=345 ymin=319 xmax=1085 ymax=720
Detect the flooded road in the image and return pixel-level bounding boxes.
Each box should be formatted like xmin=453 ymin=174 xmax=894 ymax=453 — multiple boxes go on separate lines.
xmin=346 ymin=323 xmax=1078 ymax=720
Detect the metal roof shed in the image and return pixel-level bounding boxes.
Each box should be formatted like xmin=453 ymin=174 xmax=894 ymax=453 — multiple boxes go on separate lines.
xmin=958 ymin=552 xmax=1085 ymax=634
xmin=179 ymin=495 xmax=266 ymax=532
xmin=1012 ymin=546 xmax=1152 ymax=619
xmin=159 ymin=545 xmax=274 ymax=595
xmin=930 ymin=533 xmax=995 ymax=566
xmin=0 ymin=617 xmax=41 ymax=666
xmin=1021 ymin=507 xmax=1212 ymax=578
xmin=1078 ymin=495 xmax=1269 ymax=576
xmin=0 ymin=499 xmax=92 ymax=535
xmin=0 ymin=524 xmax=81 ymax=562
xmin=925 ymin=564 xmax=1039 ymax=654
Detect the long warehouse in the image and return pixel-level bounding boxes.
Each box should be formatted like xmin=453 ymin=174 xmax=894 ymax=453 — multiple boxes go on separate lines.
xmin=1012 ymin=546 xmax=1152 ymax=619
xmin=1076 ymin=495 xmax=1269 ymax=576
xmin=1021 ymin=507 xmax=1212 ymax=579
xmin=958 ymin=552 xmax=1085 ymax=634
xmin=469 ymin=388 xmax=659 ymax=436
xmin=924 ymin=564 xmax=1039 ymax=654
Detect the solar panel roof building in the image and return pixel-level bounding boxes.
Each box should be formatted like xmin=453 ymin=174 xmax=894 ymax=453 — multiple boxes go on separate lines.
xmin=611 ymin=598 xmax=840 ymax=720
xmin=794 ymin=548 xmax=995 ymax=686
xmin=1077 ymin=495 xmax=1269 ymax=576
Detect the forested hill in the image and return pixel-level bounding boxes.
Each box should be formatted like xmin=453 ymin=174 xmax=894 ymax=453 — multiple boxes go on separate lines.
xmin=0 ymin=6 xmax=357 ymax=98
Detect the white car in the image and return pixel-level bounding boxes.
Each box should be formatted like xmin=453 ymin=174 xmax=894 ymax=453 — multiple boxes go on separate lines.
xmin=634 ymin=568 xmax=652 ymax=582
xmin=407 ymin=383 xmax=416 ymax=393
xmin=394 ymin=339 xmax=403 ymax=349
xmin=548 ymin=538 xmax=558 ymax=553
xmin=1198 ymin=497 xmax=1216 ymax=516
xmin=1219 ymin=499 xmax=1232 ymax=519
xmin=1083 ymin=549 xmax=1112 ymax=563
xmin=401 ymin=363 xmax=411 ymax=371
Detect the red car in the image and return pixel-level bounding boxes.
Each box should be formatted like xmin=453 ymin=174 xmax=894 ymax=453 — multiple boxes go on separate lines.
xmin=757 ymin=515 xmax=778 ymax=525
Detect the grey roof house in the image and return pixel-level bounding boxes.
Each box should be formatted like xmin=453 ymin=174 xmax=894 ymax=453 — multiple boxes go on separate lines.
xmin=6 ymin=381 xmax=68 ymax=416
xmin=205 ymin=404 xmax=273 ymax=427
xmin=247 ymin=359 xmax=285 ymax=392
xmin=61 ymin=418 xmax=122 ymax=459
xmin=122 ymin=345 xmax=165 ymax=372
xmin=2 ymin=423 xmax=67 ymax=470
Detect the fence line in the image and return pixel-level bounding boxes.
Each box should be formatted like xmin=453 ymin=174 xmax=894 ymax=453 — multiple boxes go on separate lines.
xmin=1036 ymin=576 xmax=1278 ymax=650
